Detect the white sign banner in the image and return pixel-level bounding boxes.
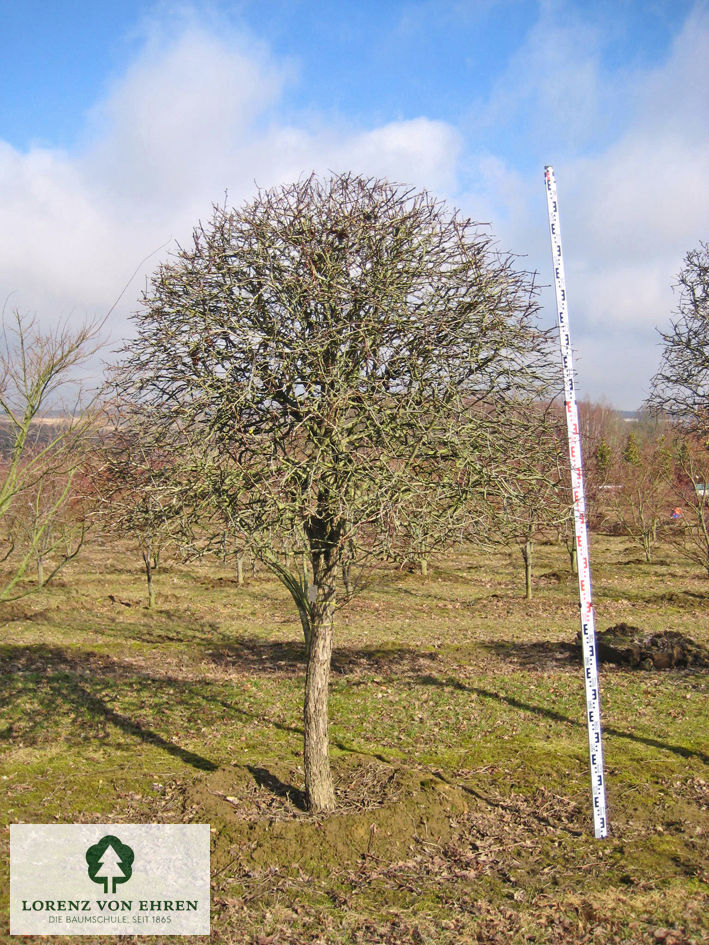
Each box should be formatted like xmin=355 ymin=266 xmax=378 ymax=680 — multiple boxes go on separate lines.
xmin=10 ymin=824 xmax=210 ymax=936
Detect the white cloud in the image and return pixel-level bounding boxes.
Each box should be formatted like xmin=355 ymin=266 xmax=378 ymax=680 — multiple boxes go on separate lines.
xmin=458 ymin=3 xmax=709 ymax=408
xmin=1 ymin=4 xmax=707 ymax=410
xmin=82 ymin=27 xmax=287 ymax=210
xmin=472 ymin=6 xmax=615 ymax=155
xmin=0 ymin=21 xmax=462 ymax=353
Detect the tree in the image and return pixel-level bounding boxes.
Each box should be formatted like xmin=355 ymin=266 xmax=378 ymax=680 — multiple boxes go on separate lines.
xmin=0 ymin=311 xmax=101 ymax=602
xmin=648 ymin=242 xmax=709 ymax=428
xmin=607 ymin=425 xmax=673 ymax=563
xmin=575 ymin=399 xmax=626 ymax=530
xmin=623 ymin=430 xmax=641 ymax=466
xmin=663 ymin=432 xmax=709 ymax=575
xmin=476 ymin=405 xmax=567 ymax=599
xmin=112 ymin=173 xmax=556 ymax=811
xmin=6 ymin=467 xmax=87 ymax=588
xmin=90 ymin=432 xmax=181 ymax=609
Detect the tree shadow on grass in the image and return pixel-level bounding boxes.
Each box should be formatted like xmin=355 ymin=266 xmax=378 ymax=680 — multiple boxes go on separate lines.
xmin=92 ymin=614 xmax=239 ymax=648
xmin=481 ymin=640 xmax=580 ymax=671
xmin=205 ymin=638 xmax=307 ymax=674
xmin=419 ymin=674 xmax=709 ymax=766
xmin=205 ymin=636 xmax=441 ymax=679
xmin=0 ymin=644 xmax=216 ymax=771
xmin=69 ymin=681 xmax=217 ymax=770
xmin=246 ymin=765 xmax=307 ymax=811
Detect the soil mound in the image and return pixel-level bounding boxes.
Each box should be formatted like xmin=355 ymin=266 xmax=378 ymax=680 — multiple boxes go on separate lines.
xmin=582 ymin=623 xmax=709 ymax=670
xmin=173 ymin=756 xmax=469 ymax=877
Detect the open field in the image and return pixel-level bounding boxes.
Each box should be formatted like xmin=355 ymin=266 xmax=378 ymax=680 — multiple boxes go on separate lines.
xmin=1 ymin=535 xmax=708 ymax=944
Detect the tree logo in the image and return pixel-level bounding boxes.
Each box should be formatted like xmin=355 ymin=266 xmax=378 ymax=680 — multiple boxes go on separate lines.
xmin=85 ymin=835 xmax=134 ymax=894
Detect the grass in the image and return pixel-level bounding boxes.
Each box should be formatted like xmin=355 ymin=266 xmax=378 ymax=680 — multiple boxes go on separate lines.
xmin=1 ymin=534 xmax=708 ymax=944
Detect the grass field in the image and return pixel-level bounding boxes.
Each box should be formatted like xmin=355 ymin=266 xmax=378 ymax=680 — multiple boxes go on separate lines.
xmin=1 ymin=535 xmax=708 ymax=944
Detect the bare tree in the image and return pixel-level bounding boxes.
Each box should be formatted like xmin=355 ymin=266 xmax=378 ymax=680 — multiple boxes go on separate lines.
xmin=477 ymin=405 xmax=567 ymax=599
xmin=607 ymin=427 xmax=673 ymax=563
xmin=663 ymin=433 xmax=709 ymax=575
xmin=576 ymin=399 xmax=626 ymax=530
xmin=111 ymin=173 xmax=556 ymax=811
xmin=6 ymin=469 xmax=87 ymax=588
xmin=648 ymin=242 xmax=709 ymax=429
xmin=89 ymin=428 xmax=183 ymax=608
xmin=0 ymin=311 xmax=101 ymax=602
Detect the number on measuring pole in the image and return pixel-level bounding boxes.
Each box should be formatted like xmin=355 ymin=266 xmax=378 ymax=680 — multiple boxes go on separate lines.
xmin=544 ymin=166 xmax=608 ymax=840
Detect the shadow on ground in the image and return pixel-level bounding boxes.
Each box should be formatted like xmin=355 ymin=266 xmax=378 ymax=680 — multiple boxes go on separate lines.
xmin=247 ymin=765 xmax=307 ymax=810
xmin=419 ymin=673 xmax=709 ymax=766
xmin=205 ymin=636 xmax=442 ymax=679
xmin=481 ymin=640 xmax=580 ymax=670
xmin=0 ymin=644 xmax=216 ymax=770
xmin=2 ymin=641 xmax=705 ymax=775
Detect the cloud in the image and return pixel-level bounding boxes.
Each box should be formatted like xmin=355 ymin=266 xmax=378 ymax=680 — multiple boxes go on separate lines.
xmin=82 ymin=27 xmax=287 ymax=211
xmin=457 ymin=3 xmax=709 ymax=407
xmin=471 ymin=5 xmax=617 ymax=158
xmin=1 ymin=3 xmax=707 ymax=409
xmin=0 ymin=19 xmax=462 ymax=351
xmin=559 ymin=7 xmax=709 ymax=406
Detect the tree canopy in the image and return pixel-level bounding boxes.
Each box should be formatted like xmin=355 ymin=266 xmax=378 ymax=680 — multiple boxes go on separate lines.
xmin=112 ymin=172 xmax=558 ymax=810
xmin=649 ymin=242 xmax=709 ymax=428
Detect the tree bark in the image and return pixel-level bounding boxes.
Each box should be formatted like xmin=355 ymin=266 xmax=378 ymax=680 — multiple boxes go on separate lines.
xmin=341 ymin=560 xmax=352 ymax=597
xmin=304 ymin=607 xmax=335 ymax=812
xmin=643 ymin=535 xmax=653 ymax=564
xmin=420 ymin=557 xmax=428 ymax=579
xmin=142 ymin=542 xmax=155 ymax=609
xmin=303 ymin=538 xmax=337 ymax=812
xmin=522 ymin=539 xmax=533 ymax=600
xmin=236 ymin=554 xmax=244 ymax=586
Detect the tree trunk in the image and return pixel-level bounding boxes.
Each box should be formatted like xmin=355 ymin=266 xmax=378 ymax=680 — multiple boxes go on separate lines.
xmin=569 ymin=544 xmax=577 ymax=574
xmin=643 ymin=534 xmax=653 ymax=564
xmin=147 ymin=565 xmax=154 ymax=608
xmin=37 ymin=554 xmax=44 ymax=588
xmin=236 ymin=554 xmax=244 ymax=586
xmin=341 ymin=560 xmax=352 ymax=597
xmin=142 ymin=543 xmax=155 ymax=609
xmin=340 ymin=539 xmax=355 ymax=597
xmin=303 ymin=542 xmax=337 ymax=812
xmin=522 ymin=540 xmax=533 ymax=600
xmin=420 ymin=557 xmax=428 ymax=579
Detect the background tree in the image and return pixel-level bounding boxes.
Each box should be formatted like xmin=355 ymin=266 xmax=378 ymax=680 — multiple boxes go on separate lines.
xmin=662 ymin=431 xmax=709 ymax=575
xmin=477 ymin=406 xmax=567 ymax=598
xmin=607 ymin=425 xmax=673 ymax=563
xmin=6 ymin=467 xmax=87 ymax=588
xmin=0 ymin=312 xmax=101 ymax=602
xmin=576 ymin=399 xmax=626 ymax=531
xmin=90 ymin=429 xmax=181 ymax=609
xmin=112 ymin=173 xmax=556 ymax=812
xmin=648 ymin=242 xmax=709 ymax=429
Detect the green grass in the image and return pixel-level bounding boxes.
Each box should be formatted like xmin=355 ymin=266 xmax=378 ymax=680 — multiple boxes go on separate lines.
xmin=1 ymin=535 xmax=708 ymax=944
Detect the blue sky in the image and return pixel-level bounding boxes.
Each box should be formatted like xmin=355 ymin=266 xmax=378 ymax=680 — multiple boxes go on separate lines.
xmin=1 ymin=0 xmax=707 ymax=407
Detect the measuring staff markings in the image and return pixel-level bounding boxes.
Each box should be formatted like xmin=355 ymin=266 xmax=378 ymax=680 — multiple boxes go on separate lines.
xmin=544 ymin=165 xmax=608 ymax=840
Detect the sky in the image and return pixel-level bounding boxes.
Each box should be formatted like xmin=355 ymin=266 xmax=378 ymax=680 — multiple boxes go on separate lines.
xmin=1 ymin=0 xmax=707 ymax=409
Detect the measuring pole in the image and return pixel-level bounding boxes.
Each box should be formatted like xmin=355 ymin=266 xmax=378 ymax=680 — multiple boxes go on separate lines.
xmin=544 ymin=166 xmax=608 ymax=839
